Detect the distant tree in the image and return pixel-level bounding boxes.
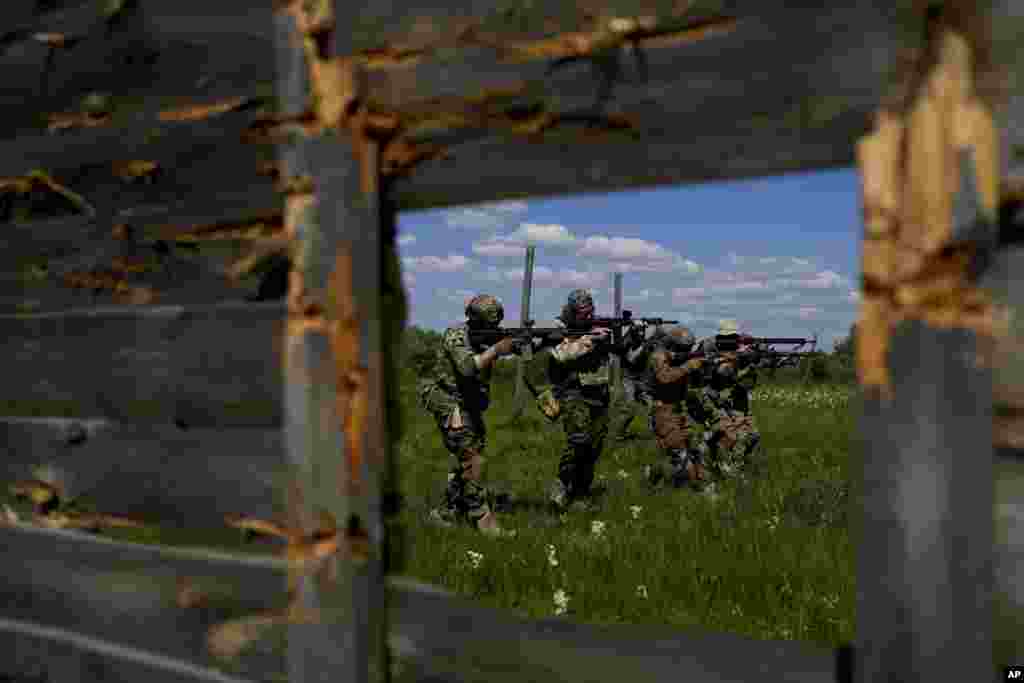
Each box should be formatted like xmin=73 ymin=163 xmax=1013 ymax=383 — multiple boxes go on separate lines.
xmin=401 ymin=326 xmax=443 ymax=376
xmin=832 ymin=323 xmax=856 ymax=359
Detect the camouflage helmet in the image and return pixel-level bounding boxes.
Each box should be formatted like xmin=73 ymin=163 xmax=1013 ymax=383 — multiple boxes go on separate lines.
xmin=566 ymin=289 xmax=595 ymax=317
xmin=664 ymin=325 xmax=695 ymax=351
xmin=81 ymin=92 xmax=111 ymax=116
xmin=465 ymin=294 xmax=504 ymax=326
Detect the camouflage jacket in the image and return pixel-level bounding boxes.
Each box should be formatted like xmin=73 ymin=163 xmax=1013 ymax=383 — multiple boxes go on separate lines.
xmin=424 ymin=323 xmax=493 ymax=412
xmin=703 ymin=350 xmax=758 ymax=415
xmin=621 ymin=322 xmax=656 ymax=384
xmin=546 ymin=318 xmax=612 ymax=401
xmin=647 ymin=347 xmax=718 ymax=423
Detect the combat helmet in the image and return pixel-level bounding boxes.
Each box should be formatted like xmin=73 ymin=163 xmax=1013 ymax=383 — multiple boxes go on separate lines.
xmin=465 ymin=294 xmax=504 ymax=327
xmin=565 ymin=289 xmax=595 ymax=320
xmin=664 ymin=325 xmax=695 ymax=352
xmin=718 ymin=319 xmax=739 ymax=336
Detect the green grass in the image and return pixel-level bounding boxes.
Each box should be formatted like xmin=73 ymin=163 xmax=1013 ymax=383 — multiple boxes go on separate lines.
xmin=392 ymin=366 xmax=856 ymax=648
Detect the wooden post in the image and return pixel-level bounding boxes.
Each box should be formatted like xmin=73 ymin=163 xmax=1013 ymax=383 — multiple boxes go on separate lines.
xmin=611 ymin=272 xmax=623 ymax=399
xmin=511 ymin=245 xmax=536 ymax=419
xmin=854 ymin=4 xmax=1001 ymax=680
xmin=272 ymin=3 xmax=393 ymax=682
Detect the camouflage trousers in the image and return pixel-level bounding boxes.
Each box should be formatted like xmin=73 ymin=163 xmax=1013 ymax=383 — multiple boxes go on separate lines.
xmin=556 ymin=392 xmax=610 ymax=502
xmin=703 ymin=412 xmax=761 ymax=479
xmin=647 ymin=401 xmax=705 ymax=487
xmin=418 ymin=382 xmax=492 ymax=525
xmin=612 ymin=377 xmax=654 ymax=437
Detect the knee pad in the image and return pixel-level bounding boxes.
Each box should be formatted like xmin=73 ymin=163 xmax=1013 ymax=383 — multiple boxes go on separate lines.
xmin=567 ymin=431 xmax=592 ymax=448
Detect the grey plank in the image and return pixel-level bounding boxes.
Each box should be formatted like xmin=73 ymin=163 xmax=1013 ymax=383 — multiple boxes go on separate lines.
xmin=272 ymin=9 xmax=365 ymax=682
xmin=367 ymin=2 xmax=897 ymax=207
xmin=0 ymin=524 xmax=287 ymax=682
xmin=0 ymin=524 xmax=849 ymax=683
xmin=0 ymin=302 xmax=286 ymax=427
xmin=856 ymin=320 xmax=994 ymax=683
xmin=0 ymin=418 xmax=288 ymax=529
xmin=0 ymin=618 xmax=257 ymax=683
xmin=0 ymin=187 xmax=287 ymax=313
xmin=388 ymin=113 xmax=866 ymax=211
xmin=0 ymin=1 xmax=276 ymax=139
xmin=0 ymin=107 xmax=274 ymax=193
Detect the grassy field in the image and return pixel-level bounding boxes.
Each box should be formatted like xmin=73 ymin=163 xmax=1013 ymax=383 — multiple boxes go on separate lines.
xmin=392 ymin=361 xmax=857 ymax=649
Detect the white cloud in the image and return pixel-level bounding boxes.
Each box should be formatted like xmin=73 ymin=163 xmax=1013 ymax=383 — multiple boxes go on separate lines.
xmin=797 ymin=306 xmax=822 ymax=319
xmin=487 ymin=200 xmax=529 ymax=213
xmin=443 ymin=200 xmax=529 ymax=231
xmin=402 ymin=253 xmax=472 ymax=272
xmin=472 ymin=222 xmax=578 ymax=257
xmin=624 ymin=288 xmax=664 ymax=302
xmin=402 ymin=271 xmax=416 ymax=287
xmin=472 ymin=241 xmax=527 ymax=257
xmin=785 ymin=269 xmax=846 ymax=290
xmin=514 ymin=223 xmax=577 ymax=245
xmin=577 ymin=236 xmax=701 ymax=274
xmin=398 ymin=234 xmax=417 ymax=246
xmin=503 ymin=266 xmax=605 ymax=289
xmin=444 ymin=208 xmax=507 ymax=231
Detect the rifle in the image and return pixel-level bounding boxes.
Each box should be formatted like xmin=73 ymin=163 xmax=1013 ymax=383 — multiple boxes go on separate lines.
xmin=468 ymin=310 xmax=679 ymax=354
xmin=692 ymin=334 xmax=818 ymax=371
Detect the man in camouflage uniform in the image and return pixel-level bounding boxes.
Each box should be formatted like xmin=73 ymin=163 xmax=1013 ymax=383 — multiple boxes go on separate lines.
xmin=543 ymin=289 xmax=618 ymax=513
xmin=700 ymin=319 xmax=762 ymax=480
xmin=612 ymin=322 xmax=660 ymax=441
xmin=418 ymin=294 xmax=519 ymax=536
xmin=642 ymin=326 xmax=712 ymax=490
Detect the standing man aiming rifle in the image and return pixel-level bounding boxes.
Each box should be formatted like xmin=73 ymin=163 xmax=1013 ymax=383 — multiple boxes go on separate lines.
xmin=418 ymin=294 xmax=520 ymax=537
xmin=539 ymin=290 xmax=681 ymax=512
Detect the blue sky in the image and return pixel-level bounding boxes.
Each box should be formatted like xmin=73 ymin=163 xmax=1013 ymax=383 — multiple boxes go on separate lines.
xmin=397 ymin=167 xmax=861 ymax=349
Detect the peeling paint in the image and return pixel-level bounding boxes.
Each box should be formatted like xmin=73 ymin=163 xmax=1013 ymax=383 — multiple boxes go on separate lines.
xmin=856 ymin=22 xmax=1003 ymax=397
xmin=111 ymin=160 xmax=160 ymax=184
xmin=157 ymin=96 xmax=256 ymax=123
xmin=326 ymin=248 xmax=368 ymax=492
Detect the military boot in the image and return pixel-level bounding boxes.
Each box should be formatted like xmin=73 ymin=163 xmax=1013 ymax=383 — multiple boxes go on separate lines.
xmin=548 ymin=479 xmax=571 ymax=513
xmin=427 ymin=506 xmax=458 ymax=529
xmin=669 ymin=449 xmax=707 ymax=491
xmin=475 ymin=509 xmax=517 ymax=538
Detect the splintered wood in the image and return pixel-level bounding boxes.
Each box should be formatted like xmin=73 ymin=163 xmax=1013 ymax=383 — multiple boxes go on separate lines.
xmin=856 ymin=25 xmax=1003 ymax=397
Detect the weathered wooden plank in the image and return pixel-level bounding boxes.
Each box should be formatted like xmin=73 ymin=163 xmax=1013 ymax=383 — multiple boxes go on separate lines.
xmin=0 ymin=418 xmax=288 ymax=529
xmin=0 ymin=524 xmax=287 ymax=682
xmin=0 ymin=302 xmax=285 ymax=426
xmin=0 ymin=1 xmax=276 ymax=139
xmin=0 ymin=619 xmax=258 ymax=683
xmin=334 ymin=0 xmax=752 ymax=56
xmin=0 ymin=187 xmax=288 ymax=313
xmin=0 ymin=524 xmax=853 ymax=683
xmin=852 ymin=7 xmax=1001 ymax=680
xmin=0 ymin=106 xmax=273 ymax=191
xmin=857 ymin=322 xmax=994 ymax=683
xmin=388 ymin=115 xmax=865 ymax=211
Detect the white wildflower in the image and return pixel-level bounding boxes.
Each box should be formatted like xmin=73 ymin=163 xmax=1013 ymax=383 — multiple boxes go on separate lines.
xmin=553 ymin=589 xmax=570 ymax=615
xmin=636 ymin=584 xmax=648 ymax=599
xmin=546 ymin=544 xmax=559 ymax=568
xmin=590 ymin=520 xmax=606 ymax=538
xmin=629 ymin=505 xmax=643 ymax=520
xmin=465 ymin=550 xmax=484 ymax=570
